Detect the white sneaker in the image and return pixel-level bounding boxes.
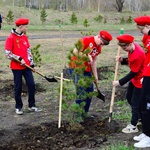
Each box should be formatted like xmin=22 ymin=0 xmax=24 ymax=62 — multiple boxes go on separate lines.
xmin=28 ymin=107 xmax=42 ymax=112
xmin=16 ymin=108 xmax=23 ymax=115
xmin=122 ymin=124 xmax=138 ymax=133
xmin=134 ymin=135 xmax=150 ymax=148
xmin=133 ymin=133 xmax=146 ymax=141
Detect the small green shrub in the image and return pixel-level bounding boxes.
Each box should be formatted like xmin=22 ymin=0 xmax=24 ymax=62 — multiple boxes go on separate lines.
xmin=83 ymin=19 xmax=90 ymax=28
xmin=6 ymin=10 xmax=14 ymax=25
xmin=31 ymin=44 xmax=42 ymax=67
xmin=70 ymin=12 xmax=78 ymax=25
xmin=120 ymin=16 xmax=125 ymax=24
xmin=40 ymin=8 xmax=48 ymax=25
xmin=126 ymin=16 xmax=132 ymax=24
xmin=80 ymin=30 xmax=94 ymax=36
xmin=94 ymin=15 xmax=103 ymax=22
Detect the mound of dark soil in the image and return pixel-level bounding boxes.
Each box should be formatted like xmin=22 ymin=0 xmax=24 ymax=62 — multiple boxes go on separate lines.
xmin=0 ymin=116 xmax=119 ymax=150
xmin=0 ymin=79 xmax=46 ymax=101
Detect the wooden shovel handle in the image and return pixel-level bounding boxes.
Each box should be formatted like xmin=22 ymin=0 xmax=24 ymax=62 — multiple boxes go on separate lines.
xmin=109 ymin=46 xmax=121 ymax=122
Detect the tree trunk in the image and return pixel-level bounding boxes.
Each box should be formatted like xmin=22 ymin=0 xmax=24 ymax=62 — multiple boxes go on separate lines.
xmin=98 ymin=0 xmax=100 ymax=12
xmin=113 ymin=0 xmax=124 ymax=12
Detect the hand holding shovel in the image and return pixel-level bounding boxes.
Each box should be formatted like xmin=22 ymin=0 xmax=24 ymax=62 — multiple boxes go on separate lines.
xmin=13 ymin=57 xmax=69 ymax=82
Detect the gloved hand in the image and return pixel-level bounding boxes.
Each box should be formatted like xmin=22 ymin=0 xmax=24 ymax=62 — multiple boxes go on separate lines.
xmin=146 ymin=103 xmax=150 ymax=110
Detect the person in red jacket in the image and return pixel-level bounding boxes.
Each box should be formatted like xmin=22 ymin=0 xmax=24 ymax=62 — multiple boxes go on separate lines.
xmin=113 ymin=34 xmax=146 ymax=133
xmin=133 ymin=15 xmax=150 ymax=148
xmin=69 ymin=30 xmax=112 ymax=122
xmin=4 ymin=18 xmax=42 ymax=115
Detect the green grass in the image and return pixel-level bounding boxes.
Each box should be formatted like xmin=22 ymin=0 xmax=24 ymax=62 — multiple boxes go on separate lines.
xmin=113 ymin=100 xmax=131 ymax=122
xmin=103 ymin=142 xmax=134 ymax=150
xmin=1 ymin=6 xmax=149 ymax=33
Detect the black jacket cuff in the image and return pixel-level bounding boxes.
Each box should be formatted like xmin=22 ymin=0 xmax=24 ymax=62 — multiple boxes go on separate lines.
xmin=119 ymin=71 xmax=136 ymax=86
xmin=121 ymin=58 xmax=128 ymax=65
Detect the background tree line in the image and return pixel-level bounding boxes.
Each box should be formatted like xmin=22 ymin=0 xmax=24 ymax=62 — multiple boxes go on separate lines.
xmin=0 ymin=0 xmax=150 ymax=12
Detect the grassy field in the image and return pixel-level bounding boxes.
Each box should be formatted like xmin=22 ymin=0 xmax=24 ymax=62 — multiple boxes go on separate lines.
xmin=1 ymin=6 xmax=149 ymax=31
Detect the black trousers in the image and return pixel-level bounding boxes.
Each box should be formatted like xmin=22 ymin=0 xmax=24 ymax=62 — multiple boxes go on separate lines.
xmin=140 ymin=77 xmax=150 ymax=137
xmin=12 ymin=68 xmax=36 ymax=109
xmin=126 ymin=81 xmax=141 ymax=126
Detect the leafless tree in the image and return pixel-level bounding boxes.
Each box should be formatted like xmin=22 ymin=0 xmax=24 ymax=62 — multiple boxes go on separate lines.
xmin=113 ymin=0 xmax=125 ymax=12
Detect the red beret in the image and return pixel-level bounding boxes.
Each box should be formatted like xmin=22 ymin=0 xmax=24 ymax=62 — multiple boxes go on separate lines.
xmin=134 ymin=16 xmax=150 ymax=26
xmin=117 ymin=34 xmax=134 ymax=44
xmin=99 ymin=30 xmax=112 ymax=42
xmin=15 ymin=18 xmax=29 ymax=26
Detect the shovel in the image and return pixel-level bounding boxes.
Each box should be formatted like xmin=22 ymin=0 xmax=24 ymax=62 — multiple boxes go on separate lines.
xmin=90 ymin=65 xmax=105 ymax=102
xmin=94 ymin=81 xmax=105 ymax=102
xmin=105 ymin=28 xmax=124 ymax=132
xmin=13 ymin=57 xmax=57 ymax=82
xmin=105 ymin=45 xmax=121 ymax=132
xmin=108 ymin=28 xmax=124 ymax=122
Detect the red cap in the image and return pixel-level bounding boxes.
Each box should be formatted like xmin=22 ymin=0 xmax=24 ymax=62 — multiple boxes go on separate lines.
xmin=99 ymin=30 xmax=112 ymax=43
xmin=117 ymin=34 xmax=134 ymax=44
xmin=15 ymin=18 xmax=29 ymax=26
xmin=134 ymin=16 xmax=150 ymax=26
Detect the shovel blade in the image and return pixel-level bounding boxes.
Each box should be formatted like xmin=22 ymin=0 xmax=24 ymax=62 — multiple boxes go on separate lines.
xmin=97 ymin=90 xmax=105 ymax=102
xmin=45 ymin=76 xmax=58 ymax=82
xmin=104 ymin=118 xmax=119 ymax=133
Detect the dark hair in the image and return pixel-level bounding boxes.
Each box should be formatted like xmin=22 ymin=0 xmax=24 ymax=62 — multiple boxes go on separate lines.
xmin=118 ymin=42 xmax=130 ymax=47
xmin=100 ymin=37 xmax=109 ymax=45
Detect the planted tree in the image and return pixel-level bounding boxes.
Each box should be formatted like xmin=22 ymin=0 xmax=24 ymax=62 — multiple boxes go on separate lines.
xmin=61 ymin=40 xmax=97 ymax=125
xmin=40 ymin=8 xmax=47 ymax=25
xmin=126 ymin=16 xmax=132 ymax=24
xmin=70 ymin=12 xmax=78 ymax=26
xmin=94 ymin=14 xmax=103 ymax=22
xmin=83 ymin=19 xmax=90 ymax=28
xmin=6 ymin=10 xmax=14 ymax=25
xmin=31 ymin=44 xmax=42 ymax=67
xmin=120 ymin=16 xmax=125 ymax=24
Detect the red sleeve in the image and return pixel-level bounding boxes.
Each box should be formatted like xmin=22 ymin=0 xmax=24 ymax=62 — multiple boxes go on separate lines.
xmin=5 ymin=36 xmax=13 ymax=51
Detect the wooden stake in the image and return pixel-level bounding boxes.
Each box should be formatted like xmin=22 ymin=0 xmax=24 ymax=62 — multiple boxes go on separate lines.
xmin=58 ymin=73 xmax=63 ymax=128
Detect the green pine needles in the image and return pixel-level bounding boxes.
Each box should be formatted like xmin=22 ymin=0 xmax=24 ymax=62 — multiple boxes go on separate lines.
xmin=70 ymin=12 xmax=78 ymax=25
xmin=6 ymin=10 xmax=14 ymax=25
xmin=31 ymin=44 xmax=42 ymax=67
xmin=61 ymin=40 xmax=97 ymax=125
xmin=40 ymin=8 xmax=48 ymax=25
